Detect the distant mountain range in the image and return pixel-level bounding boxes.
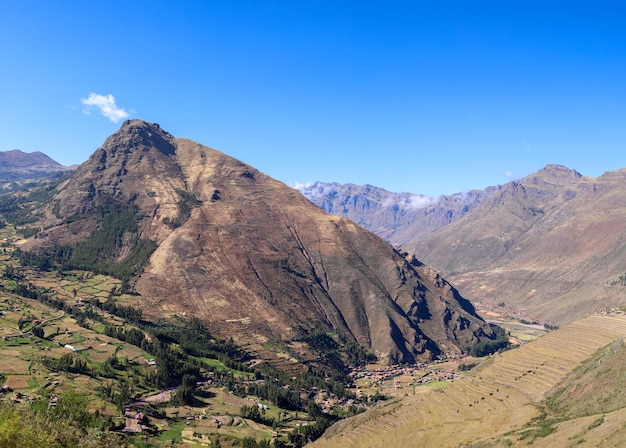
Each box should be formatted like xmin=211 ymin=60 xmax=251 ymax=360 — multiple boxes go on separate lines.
xmin=297 ymin=181 xmax=499 ymax=245
xmin=13 ymin=120 xmax=498 ymax=365
xmin=0 ymin=149 xmax=74 ymax=185
xmin=298 ymin=165 xmax=626 ymax=325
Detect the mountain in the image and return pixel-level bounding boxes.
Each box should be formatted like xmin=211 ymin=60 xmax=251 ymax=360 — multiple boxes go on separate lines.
xmin=20 ymin=119 xmax=499 ymax=364
xmin=411 ymin=165 xmax=626 ymax=325
xmin=301 ymin=166 xmax=626 ymax=326
xmin=0 ymin=149 xmax=72 ymax=183
xmin=297 ymin=181 xmax=498 ymax=246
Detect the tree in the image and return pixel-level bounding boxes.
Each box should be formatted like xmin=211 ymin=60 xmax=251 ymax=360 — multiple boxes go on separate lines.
xmin=32 ymin=326 xmax=45 ymax=338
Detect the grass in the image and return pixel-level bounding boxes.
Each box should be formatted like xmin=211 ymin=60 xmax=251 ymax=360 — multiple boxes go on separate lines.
xmin=192 ymin=356 xmax=254 ymax=378
xmin=546 ymin=338 xmax=626 ymax=419
xmin=153 ymin=423 xmax=185 ymax=443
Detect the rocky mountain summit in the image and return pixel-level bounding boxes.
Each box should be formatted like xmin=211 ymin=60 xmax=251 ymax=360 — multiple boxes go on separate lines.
xmin=21 ymin=120 xmax=499 ymax=364
xmin=411 ymin=164 xmax=626 ymax=325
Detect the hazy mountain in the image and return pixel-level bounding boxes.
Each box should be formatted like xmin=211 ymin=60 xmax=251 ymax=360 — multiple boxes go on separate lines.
xmin=22 ymin=119 xmax=498 ymax=364
xmin=0 ymin=149 xmax=73 ymax=183
xmin=297 ymin=181 xmax=498 ymax=246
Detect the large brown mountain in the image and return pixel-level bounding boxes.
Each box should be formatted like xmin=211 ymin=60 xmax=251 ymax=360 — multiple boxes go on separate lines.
xmin=301 ymin=166 xmax=626 ymax=326
xmin=23 ymin=119 xmax=498 ymax=364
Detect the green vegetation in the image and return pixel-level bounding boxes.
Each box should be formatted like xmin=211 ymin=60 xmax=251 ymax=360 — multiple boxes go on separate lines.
xmin=0 ymin=256 xmax=358 ymax=446
xmin=513 ymin=406 xmax=557 ymax=443
xmin=58 ymin=198 xmax=155 ymax=281
xmin=611 ymin=272 xmax=626 ymax=286
xmin=0 ymin=392 xmax=125 ymax=447
xmin=295 ymin=327 xmax=376 ymax=369
xmin=162 ymin=189 xmax=201 ymax=228
xmin=465 ymin=324 xmax=510 ymax=357
xmin=14 ymin=195 xmax=156 ymax=283
xmin=546 ymin=338 xmax=626 ymax=419
xmin=0 ymin=183 xmax=57 ymax=226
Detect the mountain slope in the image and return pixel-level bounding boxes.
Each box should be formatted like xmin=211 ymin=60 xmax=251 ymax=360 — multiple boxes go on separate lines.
xmin=300 ymin=166 xmax=626 ymax=326
xmin=410 ymin=165 xmax=626 ymax=325
xmin=22 ymin=120 xmax=498 ymax=364
xmin=0 ymin=149 xmax=71 ymax=182
xmin=0 ymin=149 xmax=74 ymax=194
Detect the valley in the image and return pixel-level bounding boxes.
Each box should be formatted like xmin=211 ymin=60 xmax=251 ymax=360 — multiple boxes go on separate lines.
xmin=2 ymin=125 xmax=626 ymax=447
xmin=300 ymin=167 xmax=626 ymax=327
xmin=0 ymin=222 xmax=519 ymax=447
xmin=0 ymin=223 xmax=354 ymax=446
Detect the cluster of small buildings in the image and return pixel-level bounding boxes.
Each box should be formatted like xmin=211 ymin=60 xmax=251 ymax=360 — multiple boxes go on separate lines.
xmin=349 ymin=362 xmax=464 ymax=397
xmin=0 ymin=386 xmax=36 ymax=404
xmin=474 ymin=301 xmax=527 ymax=321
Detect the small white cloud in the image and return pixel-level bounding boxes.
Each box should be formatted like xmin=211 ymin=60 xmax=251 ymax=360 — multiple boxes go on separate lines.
xmin=504 ymin=170 xmax=513 ymax=179
xmin=81 ymin=93 xmax=130 ymax=123
xmin=408 ymin=195 xmax=437 ymax=208
xmin=292 ymin=181 xmax=313 ymax=190
xmin=382 ymin=194 xmax=437 ymax=209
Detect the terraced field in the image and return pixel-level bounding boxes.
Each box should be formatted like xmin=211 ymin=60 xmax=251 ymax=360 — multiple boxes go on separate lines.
xmin=309 ymin=313 xmax=626 ymax=448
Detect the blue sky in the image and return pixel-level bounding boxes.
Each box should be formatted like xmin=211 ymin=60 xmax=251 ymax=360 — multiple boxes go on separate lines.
xmin=1 ymin=1 xmax=625 ymax=197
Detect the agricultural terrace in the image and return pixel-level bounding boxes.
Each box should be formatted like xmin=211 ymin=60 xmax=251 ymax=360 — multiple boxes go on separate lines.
xmin=310 ymin=313 xmax=626 ymax=448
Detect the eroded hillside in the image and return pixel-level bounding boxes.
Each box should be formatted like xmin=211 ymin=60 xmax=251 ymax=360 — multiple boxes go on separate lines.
xmin=19 ymin=120 xmax=499 ymax=365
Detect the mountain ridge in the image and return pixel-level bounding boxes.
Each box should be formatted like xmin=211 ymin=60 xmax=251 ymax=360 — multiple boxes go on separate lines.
xmin=0 ymin=149 xmax=73 ymax=184
xmin=297 ymin=181 xmax=498 ymax=246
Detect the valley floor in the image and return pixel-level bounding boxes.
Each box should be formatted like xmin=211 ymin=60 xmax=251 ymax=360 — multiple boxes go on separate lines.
xmin=309 ymin=313 xmax=626 ymax=448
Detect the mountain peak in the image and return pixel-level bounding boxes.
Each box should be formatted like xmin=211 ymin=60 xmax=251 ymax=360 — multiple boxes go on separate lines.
xmin=23 ymin=123 xmax=498 ymax=364
xmin=0 ymin=149 xmax=70 ymax=185
xmin=119 ymin=118 xmax=165 ymax=132
xmin=0 ymin=149 xmax=63 ymax=168
xmin=103 ymin=119 xmax=176 ymax=157
xmin=528 ymin=164 xmax=583 ymax=183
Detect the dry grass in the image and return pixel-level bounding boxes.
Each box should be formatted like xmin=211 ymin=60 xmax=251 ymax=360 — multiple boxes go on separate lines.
xmin=4 ymin=375 xmax=30 ymax=389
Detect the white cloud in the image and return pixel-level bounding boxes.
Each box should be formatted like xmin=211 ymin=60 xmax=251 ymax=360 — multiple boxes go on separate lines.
xmin=382 ymin=194 xmax=437 ymax=209
xmin=504 ymin=170 xmax=513 ymax=179
xmin=408 ymin=195 xmax=437 ymax=208
xmin=292 ymin=181 xmax=313 ymax=190
xmin=81 ymin=93 xmax=130 ymax=123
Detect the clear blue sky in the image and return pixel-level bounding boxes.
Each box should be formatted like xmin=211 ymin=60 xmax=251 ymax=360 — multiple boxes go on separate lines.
xmin=1 ymin=1 xmax=625 ymax=196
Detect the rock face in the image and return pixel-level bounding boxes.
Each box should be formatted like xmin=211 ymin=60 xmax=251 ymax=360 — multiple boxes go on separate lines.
xmin=26 ymin=120 xmax=498 ymax=363
xmin=411 ymin=164 xmax=626 ymax=325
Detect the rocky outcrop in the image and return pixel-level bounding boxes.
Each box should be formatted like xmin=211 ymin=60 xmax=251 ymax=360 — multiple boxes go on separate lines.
xmin=298 ymin=181 xmax=497 ymax=246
